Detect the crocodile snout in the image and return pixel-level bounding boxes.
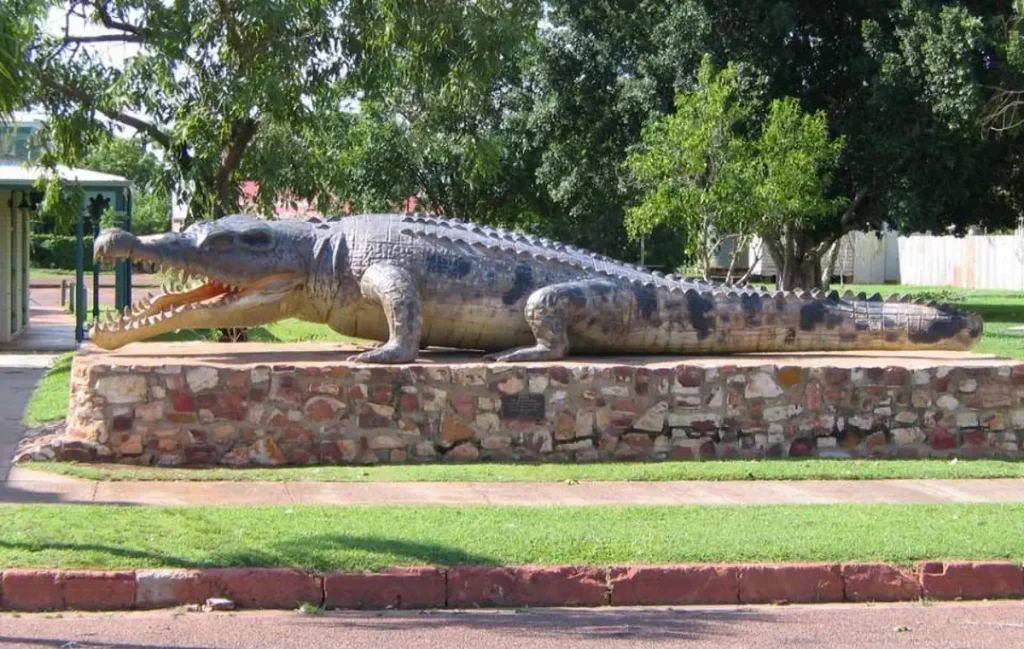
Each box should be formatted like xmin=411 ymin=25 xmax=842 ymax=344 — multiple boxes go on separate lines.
xmin=94 ymin=228 xmax=139 ymax=262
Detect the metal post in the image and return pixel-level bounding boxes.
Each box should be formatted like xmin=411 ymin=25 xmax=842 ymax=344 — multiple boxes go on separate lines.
xmin=125 ymin=188 xmax=133 ymax=308
xmin=92 ymin=218 xmax=100 ymax=322
xmin=75 ymin=210 xmax=85 ymax=343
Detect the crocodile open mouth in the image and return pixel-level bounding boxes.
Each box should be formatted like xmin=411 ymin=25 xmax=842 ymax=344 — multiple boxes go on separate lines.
xmin=89 ymin=247 xmax=301 ymax=349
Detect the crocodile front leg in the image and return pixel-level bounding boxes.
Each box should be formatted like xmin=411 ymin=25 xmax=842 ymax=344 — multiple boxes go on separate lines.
xmin=350 ymin=263 xmax=422 ymax=364
xmin=487 ymin=279 xmax=629 ymax=362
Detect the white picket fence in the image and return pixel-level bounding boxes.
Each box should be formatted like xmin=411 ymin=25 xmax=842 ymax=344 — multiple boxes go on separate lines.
xmin=898 ymin=234 xmax=1024 ymax=291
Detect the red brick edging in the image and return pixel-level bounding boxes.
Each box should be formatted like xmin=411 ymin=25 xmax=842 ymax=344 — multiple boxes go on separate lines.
xmin=1 ymin=562 xmax=1021 ymax=611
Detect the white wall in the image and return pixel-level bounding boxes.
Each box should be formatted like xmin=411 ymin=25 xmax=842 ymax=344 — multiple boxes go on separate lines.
xmin=0 ymin=189 xmax=32 ymax=342
xmin=898 ymin=234 xmax=1024 ymax=290
xmin=0 ymin=190 xmax=12 ymax=342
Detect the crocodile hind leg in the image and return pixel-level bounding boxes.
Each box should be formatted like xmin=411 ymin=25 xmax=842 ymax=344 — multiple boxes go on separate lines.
xmin=350 ymin=263 xmax=422 ymax=364
xmin=487 ymin=279 xmax=629 ymax=362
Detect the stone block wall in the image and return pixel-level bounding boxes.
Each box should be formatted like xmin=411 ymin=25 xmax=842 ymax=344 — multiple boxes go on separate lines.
xmin=50 ymin=345 xmax=1024 ymax=465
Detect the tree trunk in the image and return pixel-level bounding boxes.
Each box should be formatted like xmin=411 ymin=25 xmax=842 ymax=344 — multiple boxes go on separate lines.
xmin=772 ymin=228 xmax=831 ymax=291
xmin=820 ymin=238 xmax=843 ymax=288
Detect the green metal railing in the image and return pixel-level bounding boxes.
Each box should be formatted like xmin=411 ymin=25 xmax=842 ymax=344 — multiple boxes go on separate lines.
xmin=75 ymin=189 xmax=132 ymax=343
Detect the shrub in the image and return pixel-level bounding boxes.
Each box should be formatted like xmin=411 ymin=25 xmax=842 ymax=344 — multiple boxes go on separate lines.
xmin=30 ymin=234 xmax=95 ymax=270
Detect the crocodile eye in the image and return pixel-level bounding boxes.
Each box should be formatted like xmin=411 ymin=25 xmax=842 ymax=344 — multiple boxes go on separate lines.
xmin=204 ymin=231 xmax=235 ymax=251
xmin=239 ymin=229 xmax=273 ymax=248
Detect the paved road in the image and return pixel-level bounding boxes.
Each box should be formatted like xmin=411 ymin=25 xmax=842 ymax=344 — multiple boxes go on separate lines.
xmin=2 ymin=603 xmax=1023 ymax=648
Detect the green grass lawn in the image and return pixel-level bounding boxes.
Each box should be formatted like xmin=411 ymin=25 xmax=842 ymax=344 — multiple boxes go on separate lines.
xmin=1 ymin=503 xmax=1022 ymax=570
xmin=22 ymin=354 xmax=74 ymax=427
xmin=30 ymin=268 xmax=81 ymax=279
xmin=24 ymin=458 xmax=1024 ymax=483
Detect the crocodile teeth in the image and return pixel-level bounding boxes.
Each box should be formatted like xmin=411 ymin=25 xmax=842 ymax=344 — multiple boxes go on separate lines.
xmin=842 ymin=290 xmax=855 ymax=300
xmin=868 ymin=293 xmax=883 ymax=302
xmin=885 ymin=294 xmax=900 ymax=302
xmin=856 ymin=292 xmax=867 ymax=300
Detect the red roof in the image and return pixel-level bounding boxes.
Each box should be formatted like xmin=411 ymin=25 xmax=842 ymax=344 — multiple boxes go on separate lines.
xmin=239 ymin=181 xmax=325 ymax=219
xmin=239 ymin=181 xmax=419 ymax=219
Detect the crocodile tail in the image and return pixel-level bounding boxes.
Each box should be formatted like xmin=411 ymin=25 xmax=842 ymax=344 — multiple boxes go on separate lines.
xmin=680 ymin=289 xmax=984 ymax=354
xmin=785 ymin=291 xmax=983 ymax=352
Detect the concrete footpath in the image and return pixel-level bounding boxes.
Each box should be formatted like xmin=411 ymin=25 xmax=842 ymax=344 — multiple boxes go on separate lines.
xmin=6 ymin=467 xmax=1024 ymax=506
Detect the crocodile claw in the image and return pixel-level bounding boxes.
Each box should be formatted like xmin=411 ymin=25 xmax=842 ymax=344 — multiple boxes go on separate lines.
xmin=349 ymin=344 xmax=419 ymax=364
xmin=483 ymin=345 xmax=566 ymax=362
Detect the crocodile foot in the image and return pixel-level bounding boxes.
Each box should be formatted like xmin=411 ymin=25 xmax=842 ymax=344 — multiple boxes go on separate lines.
xmin=349 ymin=344 xmax=419 ymax=364
xmin=483 ymin=345 xmax=566 ymax=362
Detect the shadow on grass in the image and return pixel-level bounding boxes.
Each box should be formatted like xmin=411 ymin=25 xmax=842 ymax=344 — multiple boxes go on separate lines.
xmin=0 ymin=534 xmax=499 ymax=571
xmin=966 ymin=303 xmax=1024 ymax=323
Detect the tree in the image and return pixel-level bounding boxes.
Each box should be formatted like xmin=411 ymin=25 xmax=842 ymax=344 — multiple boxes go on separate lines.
xmin=516 ymin=0 xmax=1024 ymax=287
xmin=983 ymin=1 xmax=1024 ymax=133
xmin=83 ymin=135 xmax=172 ymax=235
xmin=624 ymin=59 xmax=759 ymax=280
xmin=0 ymin=0 xmax=41 ymax=119
xmin=625 ymin=57 xmax=845 ymax=286
xmin=754 ymin=98 xmax=847 ymax=289
xmin=23 ymin=0 xmax=539 ymax=222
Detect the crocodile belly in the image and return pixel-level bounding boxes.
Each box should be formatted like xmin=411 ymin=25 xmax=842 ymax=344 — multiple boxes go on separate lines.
xmin=420 ymin=301 xmax=533 ymax=352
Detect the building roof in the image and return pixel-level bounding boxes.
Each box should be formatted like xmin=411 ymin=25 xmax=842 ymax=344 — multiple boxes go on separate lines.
xmin=0 ymin=161 xmax=130 ymax=188
xmin=238 ymin=181 xmax=324 ymax=220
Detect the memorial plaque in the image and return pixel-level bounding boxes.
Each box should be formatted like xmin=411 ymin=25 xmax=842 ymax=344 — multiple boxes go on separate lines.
xmin=501 ymin=393 xmax=546 ymax=420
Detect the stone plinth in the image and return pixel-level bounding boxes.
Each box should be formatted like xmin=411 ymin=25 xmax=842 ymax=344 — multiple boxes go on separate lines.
xmin=49 ymin=342 xmax=1024 ymax=466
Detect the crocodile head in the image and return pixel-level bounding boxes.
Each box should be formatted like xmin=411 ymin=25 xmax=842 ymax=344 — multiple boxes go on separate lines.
xmin=91 ymin=214 xmax=311 ymax=349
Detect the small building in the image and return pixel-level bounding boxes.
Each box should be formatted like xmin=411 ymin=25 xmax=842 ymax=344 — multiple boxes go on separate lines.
xmin=714 ymin=230 xmax=900 ymax=284
xmin=0 ymin=160 xmax=132 ymax=344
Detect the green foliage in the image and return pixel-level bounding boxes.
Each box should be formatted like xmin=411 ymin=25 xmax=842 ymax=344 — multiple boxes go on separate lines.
xmin=30 ymin=234 xmax=94 ymax=271
xmin=755 ymin=98 xmax=846 ymax=230
xmin=625 ymin=58 xmax=758 ymax=277
xmin=83 ymin=136 xmax=171 ymax=235
xmin=35 ymin=175 xmax=85 ymax=236
xmin=625 ymin=57 xmax=844 ymax=281
xmin=25 ymin=0 xmax=539 ymax=223
xmin=0 ymin=0 xmax=42 ymax=119
xmin=510 ymin=0 xmax=1024 ymax=283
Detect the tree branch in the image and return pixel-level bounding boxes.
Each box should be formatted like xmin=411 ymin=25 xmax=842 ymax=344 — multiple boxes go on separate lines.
xmin=62 ymin=34 xmax=145 ymax=44
xmin=91 ymin=1 xmax=146 ymax=37
xmin=214 ymin=0 xmax=248 ymax=58
xmin=809 ymin=185 xmax=872 ymax=260
xmin=40 ymin=76 xmax=172 ymax=148
xmin=213 ymin=117 xmax=260 ymax=206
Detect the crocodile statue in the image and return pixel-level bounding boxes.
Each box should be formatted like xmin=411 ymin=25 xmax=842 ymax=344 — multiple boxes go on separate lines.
xmin=91 ymin=213 xmax=983 ymax=363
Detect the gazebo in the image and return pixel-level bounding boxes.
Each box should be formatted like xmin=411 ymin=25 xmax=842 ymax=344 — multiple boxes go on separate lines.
xmin=0 ymin=161 xmax=133 ymax=345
